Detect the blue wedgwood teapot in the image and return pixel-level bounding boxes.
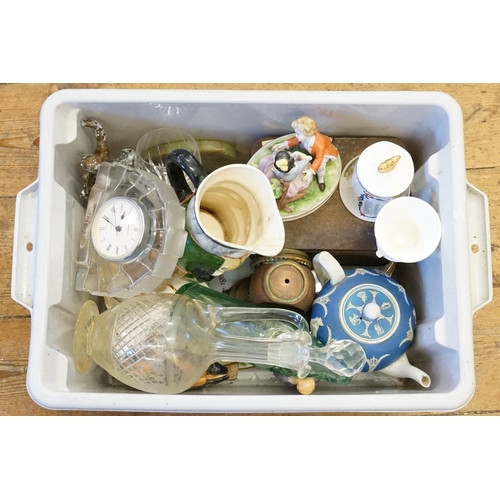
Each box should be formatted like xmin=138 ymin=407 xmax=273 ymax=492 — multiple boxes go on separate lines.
xmin=310 ymin=251 xmax=431 ymax=388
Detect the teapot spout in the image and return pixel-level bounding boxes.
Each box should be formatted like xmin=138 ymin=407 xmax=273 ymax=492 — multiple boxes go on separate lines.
xmin=379 ymin=352 xmax=431 ymax=388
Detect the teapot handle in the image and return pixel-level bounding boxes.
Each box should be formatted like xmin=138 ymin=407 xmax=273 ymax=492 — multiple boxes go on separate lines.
xmin=165 ymin=148 xmax=208 ymax=202
xmin=312 ymin=251 xmax=346 ymax=287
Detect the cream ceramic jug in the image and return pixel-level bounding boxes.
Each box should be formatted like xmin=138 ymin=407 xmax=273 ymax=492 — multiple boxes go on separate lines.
xmin=166 ymin=149 xmax=285 ymax=279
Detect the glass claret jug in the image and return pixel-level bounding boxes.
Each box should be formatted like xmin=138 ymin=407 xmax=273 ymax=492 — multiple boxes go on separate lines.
xmin=73 ymin=294 xmax=366 ymax=394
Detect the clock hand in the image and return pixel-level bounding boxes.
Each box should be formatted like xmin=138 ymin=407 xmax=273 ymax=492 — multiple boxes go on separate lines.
xmin=113 ymin=209 xmax=127 ymax=230
xmin=103 ymin=216 xmax=117 ymax=228
xmin=103 ymin=215 xmax=122 ymax=233
xmin=117 ymin=211 xmax=125 ymax=229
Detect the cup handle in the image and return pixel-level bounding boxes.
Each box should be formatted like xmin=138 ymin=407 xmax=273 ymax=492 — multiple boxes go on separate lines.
xmin=165 ymin=148 xmax=208 ymax=202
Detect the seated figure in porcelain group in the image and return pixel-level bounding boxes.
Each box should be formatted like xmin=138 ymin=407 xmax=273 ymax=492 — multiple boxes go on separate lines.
xmin=272 ymin=115 xmax=339 ymax=191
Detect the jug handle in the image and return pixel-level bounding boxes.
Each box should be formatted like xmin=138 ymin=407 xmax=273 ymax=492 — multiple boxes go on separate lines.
xmin=312 ymin=251 xmax=346 ymax=287
xmin=165 ymin=148 xmax=208 ymax=202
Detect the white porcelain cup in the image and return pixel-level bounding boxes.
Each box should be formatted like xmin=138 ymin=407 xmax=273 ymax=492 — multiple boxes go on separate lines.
xmin=374 ymin=197 xmax=442 ymax=263
xmin=340 ymin=141 xmax=415 ymax=222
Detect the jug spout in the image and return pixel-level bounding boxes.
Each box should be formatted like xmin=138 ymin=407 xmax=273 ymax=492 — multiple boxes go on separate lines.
xmin=219 ymin=164 xmax=285 ymax=257
xmin=378 ymin=352 xmax=431 ymax=388
xmin=249 ymin=210 xmax=286 ymax=256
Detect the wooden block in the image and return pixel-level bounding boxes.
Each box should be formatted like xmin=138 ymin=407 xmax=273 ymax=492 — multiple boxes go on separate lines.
xmin=251 ymin=136 xmax=406 ymax=266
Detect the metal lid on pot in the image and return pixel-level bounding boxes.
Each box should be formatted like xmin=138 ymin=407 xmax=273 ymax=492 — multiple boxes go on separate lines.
xmin=357 ymin=141 xmax=414 ymax=198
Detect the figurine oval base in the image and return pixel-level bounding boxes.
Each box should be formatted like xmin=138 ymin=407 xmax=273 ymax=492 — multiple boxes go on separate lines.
xmin=248 ymin=134 xmax=342 ymax=221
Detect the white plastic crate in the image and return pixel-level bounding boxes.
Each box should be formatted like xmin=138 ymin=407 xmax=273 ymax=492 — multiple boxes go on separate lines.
xmin=11 ymin=89 xmax=493 ymax=413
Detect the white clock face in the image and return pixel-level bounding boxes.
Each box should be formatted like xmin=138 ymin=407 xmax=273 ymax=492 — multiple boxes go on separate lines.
xmin=91 ymin=197 xmax=147 ymax=261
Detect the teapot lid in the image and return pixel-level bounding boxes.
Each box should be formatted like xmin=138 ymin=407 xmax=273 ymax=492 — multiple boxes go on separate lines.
xmin=338 ymin=279 xmax=401 ymax=344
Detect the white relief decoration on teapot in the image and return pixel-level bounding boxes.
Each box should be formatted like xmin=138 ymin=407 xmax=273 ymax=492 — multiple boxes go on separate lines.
xmin=381 ymin=314 xmax=394 ymax=326
xmin=340 ymin=284 xmax=400 ymax=344
xmin=354 ymin=269 xmax=410 ymax=307
xmin=360 ymin=320 xmax=375 ymax=338
xmin=310 ymin=317 xmax=322 ymax=336
xmin=348 ymin=313 xmax=362 ymax=327
xmin=346 ymin=301 xmax=364 ymax=314
xmin=314 ymin=287 xmax=337 ymax=316
xmin=394 ymin=282 xmax=410 ymax=306
xmin=366 ymin=354 xmax=391 ymax=372
xmin=399 ymin=317 xmax=414 ymax=347
xmin=325 ymin=325 xmax=336 ymax=343
xmin=311 ymin=317 xmax=338 ymax=345
xmin=352 ymin=268 xmax=380 ymax=278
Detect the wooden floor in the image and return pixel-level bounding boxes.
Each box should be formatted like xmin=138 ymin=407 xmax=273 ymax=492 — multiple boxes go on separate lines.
xmin=1 ymin=83 xmax=498 ymax=415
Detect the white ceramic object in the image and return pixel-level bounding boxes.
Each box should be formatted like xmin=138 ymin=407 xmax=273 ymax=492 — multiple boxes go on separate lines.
xmin=374 ymin=197 xmax=442 ymax=263
xmin=11 ymin=89 xmax=492 ymax=413
xmin=248 ymin=133 xmax=342 ymax=221
xmin=185 ymin=164 xmax=285 ymax=271
xmin=339 ymin=141 xmax=414 ymax=221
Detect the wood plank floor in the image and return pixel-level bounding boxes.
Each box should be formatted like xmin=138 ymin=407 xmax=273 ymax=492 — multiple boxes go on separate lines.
xmin=1 ymin=83 xmax=498 ymax=415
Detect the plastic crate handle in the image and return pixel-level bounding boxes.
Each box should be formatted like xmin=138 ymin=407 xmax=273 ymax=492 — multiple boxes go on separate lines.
xmin=467 ymin=181 xmax=493 ymax=313
xmin=11 ymin=180 xmax=39 ymax=312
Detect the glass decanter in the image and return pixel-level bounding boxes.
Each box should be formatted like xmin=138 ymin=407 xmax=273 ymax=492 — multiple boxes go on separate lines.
xmin=174 ymin=282 xmax=359 ymax=386
xmin=73 ymin=294 xmax=366 ymax=394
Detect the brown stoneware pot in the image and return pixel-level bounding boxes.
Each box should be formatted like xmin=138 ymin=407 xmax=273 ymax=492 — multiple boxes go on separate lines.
xmin=249 ymin=249 xmax=316 ymax=314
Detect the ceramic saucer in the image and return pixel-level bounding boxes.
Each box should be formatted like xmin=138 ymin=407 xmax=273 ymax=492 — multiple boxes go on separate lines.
xmin=248 ymin=133 xmax=342 ymax=221
xmin=339 ymin=156 xmax=374 ymax=222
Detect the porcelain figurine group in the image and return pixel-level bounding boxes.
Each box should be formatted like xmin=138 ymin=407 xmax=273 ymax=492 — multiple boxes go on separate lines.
xmin=73 ymin=115 xmax=436 ymax=395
